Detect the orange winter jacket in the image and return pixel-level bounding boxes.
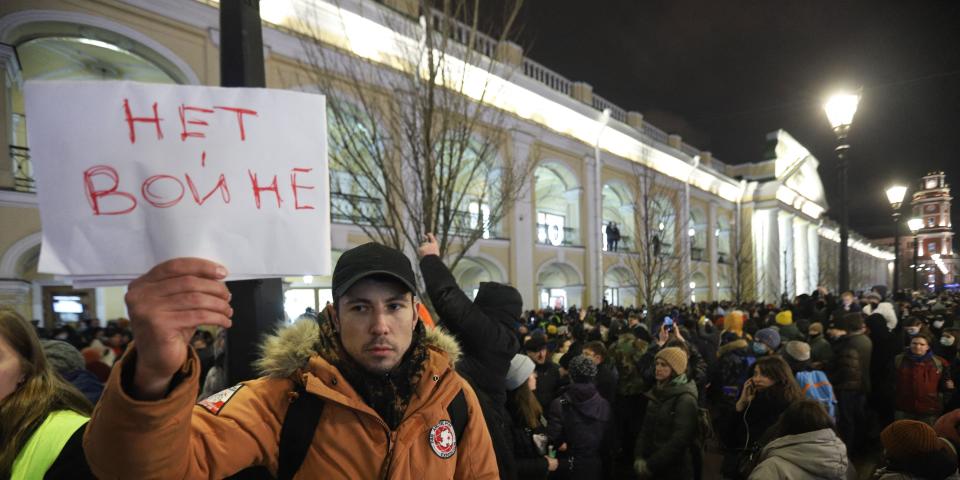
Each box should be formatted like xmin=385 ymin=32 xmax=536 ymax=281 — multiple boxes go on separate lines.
xmin=83 ymin=320 xmax=498 ymax=479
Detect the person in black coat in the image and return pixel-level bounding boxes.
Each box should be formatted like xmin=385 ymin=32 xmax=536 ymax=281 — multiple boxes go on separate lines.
xmin=505 ymin=354 xmax=556 ymax=479
xmin=582 ymin=341 xmax=618 ymax=404
xmin=527 ymin=335 xmax=562 ymax=411
xmin=546 ymin=355 xmax=611 ymax=480
xmin=419 ymin=233 xmax=522 ymax=480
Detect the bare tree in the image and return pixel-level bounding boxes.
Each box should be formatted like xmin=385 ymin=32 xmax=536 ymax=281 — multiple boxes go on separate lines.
xmin=625 ymin=164 xmax=687 ymax=314
xmin=292 ymin=0 xmax=530 ymax=270
xmin=730 ymin=219 xmax=758 ymax=305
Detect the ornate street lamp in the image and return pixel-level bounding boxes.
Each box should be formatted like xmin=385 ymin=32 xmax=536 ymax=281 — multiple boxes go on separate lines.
xmin=886 ymin=185 xmax=907 ymax=294
xmin=823 ymin=91 xmax=861 ymax=293
xmin=908 ymin=217 xmax=924 ymax=290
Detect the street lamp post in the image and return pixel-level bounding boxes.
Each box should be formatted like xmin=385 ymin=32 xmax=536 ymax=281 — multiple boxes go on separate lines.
xmin=886 ymin=185 xmax=907 ymax=295
xmin=824 ymin=92 xmax=861 ymax=293
xmin=908 ymin=217 xmax=923 ymax=291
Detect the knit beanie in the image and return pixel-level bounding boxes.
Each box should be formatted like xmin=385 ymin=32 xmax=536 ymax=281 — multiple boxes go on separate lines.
xmin=755 ymin=327 xmax=782 ymax=351
xmin=655 ymin=347 xmax=688 ymax=376
xmin=505 ymin=354 xmax=536 ymax=391
xmin=784 ymin=341 xmax=811 ymax=362
xmin=881 ymin=420 xmax=941 ymax=462
xmin=725 ymin=310 xmax=745 ymax=333
xmin=775 ymin=310 xmax=793 ymax=326
xmin=568 ymin=354 xmax=598 ymax=383
xmin=41 ymin=339 xmax=84 ymax=374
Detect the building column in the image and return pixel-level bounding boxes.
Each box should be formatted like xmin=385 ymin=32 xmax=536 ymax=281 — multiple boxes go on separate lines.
xmin=0 ymin=43 xmax=23 ymax=189
xmin=808 ymin=223 xmax=820 ymax=290
xmin=708 ymin=202 xmax=719 ymax=300
xmin=778 ymin=212 xmax=795 ymax=299
xmin=509 ymin=131 xmax=536 ymax=308
xmin=583 ymin=154 xmax=602 ymax=306
xmin=681 ymin=183 xmax=691 ymax=302
xmin=793 ymin=218 xmax=808 ymax=296
xmin=753 ymin=209 xmax=781 ymax=303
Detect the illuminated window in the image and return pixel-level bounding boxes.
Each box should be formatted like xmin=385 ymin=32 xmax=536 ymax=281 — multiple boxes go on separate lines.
xmin=537 ymin=212 xmax=566 ymax=246
xmin=468 ymin=201 xmax=491 ymax=239
xmin=540 ymin=288 xmax=567 ymax=309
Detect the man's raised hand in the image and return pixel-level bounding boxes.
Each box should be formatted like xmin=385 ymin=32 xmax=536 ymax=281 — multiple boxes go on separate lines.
xmin=124 ymin=258 xmax=232 ymax=400
xmin=418 ymin=232 xmax=441 ymax=258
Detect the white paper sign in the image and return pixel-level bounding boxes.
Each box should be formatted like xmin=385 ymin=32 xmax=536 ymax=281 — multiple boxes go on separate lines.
xmin=24 ymin=80 xmax=330 ymax=283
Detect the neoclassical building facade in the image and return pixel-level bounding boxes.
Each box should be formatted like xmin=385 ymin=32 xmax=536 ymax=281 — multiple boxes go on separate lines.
xmin=0 ymin=0 xmax=893 ymax=324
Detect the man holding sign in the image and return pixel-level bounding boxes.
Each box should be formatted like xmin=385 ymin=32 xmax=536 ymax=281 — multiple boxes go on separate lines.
xmin=83 ymin=243 xmax=499 ymax=478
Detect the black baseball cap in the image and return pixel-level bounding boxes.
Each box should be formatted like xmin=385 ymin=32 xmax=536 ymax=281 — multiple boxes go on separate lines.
xmin=332 ymin=243 xmax=418 ymax=299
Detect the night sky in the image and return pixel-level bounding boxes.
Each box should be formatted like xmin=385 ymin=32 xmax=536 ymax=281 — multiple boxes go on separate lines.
xmin=495 ymin=0 xmax=960 ymax=240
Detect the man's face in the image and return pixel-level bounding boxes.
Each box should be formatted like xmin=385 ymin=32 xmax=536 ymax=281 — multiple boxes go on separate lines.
xmin=842 ymin=293 xmax=854 ymax=306
xmin=527 ymin=348 xmax=547 ymax=365
xmin=334 ymin=277 xmax=418 ymax=375
xmin=582 ymin=348 xmax=602 ymax=366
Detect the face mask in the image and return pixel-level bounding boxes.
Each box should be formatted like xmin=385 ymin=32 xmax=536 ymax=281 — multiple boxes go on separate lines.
xmin=752 ymin=343 xmax=768 ymax=355
xmin=906 ymin=327 xmax=921 ymax=336
xmin=934 ymin=320 xmax=945 ymax=329
xmin=942 ymin=337 xmax=955 ymax=347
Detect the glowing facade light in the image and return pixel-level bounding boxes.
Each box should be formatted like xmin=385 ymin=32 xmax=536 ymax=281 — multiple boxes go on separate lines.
xmin=688 ymin=228 xmax=696 ymax=237
xmin=885 ymin=185 xmax=908 ymax=209
xmin=823 ymin=92 xmax=861 ymax=130
xmin=303 ymin=275 xmax=314 ymax=284
xmin=908 ymin=217 xmax=924 ymax=233
xmin=689 ymin=281 xmax=696 ymax=289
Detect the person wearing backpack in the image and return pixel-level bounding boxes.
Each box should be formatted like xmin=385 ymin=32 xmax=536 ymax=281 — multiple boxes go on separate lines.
xmin=785 ymin=340 xmax=838 ymax=421
xmin=546 ymin=355 xmax=611 ymax=480
xmin=633 ymin=347 xmax=700 ymax=480
xmin=894 ymin=333 xmax=955 ymax=425
xmin=84 ymin=243 xmax=499 ymax=479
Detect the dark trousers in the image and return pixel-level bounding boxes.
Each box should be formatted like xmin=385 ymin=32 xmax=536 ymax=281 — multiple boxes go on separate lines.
xmin=837 ymin=390 xmax=866 ymax=454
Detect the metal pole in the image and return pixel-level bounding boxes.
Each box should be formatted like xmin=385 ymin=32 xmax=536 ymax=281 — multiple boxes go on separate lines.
xmin=836 ymin=139 xmax=850 ymax=293
xmin=219 ymin=0 xmax=283 ymax=385
xmin=913 ymin=234 xmax=919 ymax=290
xmin=892 ymin=212 xmax=901 ymax=295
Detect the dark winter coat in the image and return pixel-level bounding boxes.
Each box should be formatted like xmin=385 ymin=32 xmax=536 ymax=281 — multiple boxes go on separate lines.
xmin=546 ymin=382 xmax=611 ymax=480
xmin=534 ymin=361 xmax=562 ymax=413
xmin=829 ymin=335 xmax=865 ymax=393
xmin=809 ymin=333 xmax=834 ymax=369
xmin=420 ymin=254 xmax=521 ymax=480
xmin=62 ymin=368 xmax=104 ymax=405
xmin=715 ymin=339 xmax=755 ymax=398
xmin=595 ymin=360 xmax=619 ymax=405
xmin=505 ymin=396 xmax=549 ymax=480
xmin=634 ymin=376 xmax=699 ymax=479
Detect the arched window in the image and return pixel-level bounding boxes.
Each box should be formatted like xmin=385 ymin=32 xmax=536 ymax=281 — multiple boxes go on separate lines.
xmin=602 ymin=182 xmax=634 ymax=252
xmin=717 ymin=216 xmax=732 ymax=263
xmin=689 ymin=207 xmax=707 ymax=261
xmin=651 ymin=196 xmax=676 ymax=255
xmin=535 ymin=162 xmax=580 ymax=246
xmin=326 ymin=102 xmax=387 ymax=224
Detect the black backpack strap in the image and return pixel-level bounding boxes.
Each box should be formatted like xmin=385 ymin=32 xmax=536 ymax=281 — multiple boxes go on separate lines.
xmin=447 ymin=389 xmax=468 ymax=443
xmin=276 ymin=387 xmax=325 ymax=480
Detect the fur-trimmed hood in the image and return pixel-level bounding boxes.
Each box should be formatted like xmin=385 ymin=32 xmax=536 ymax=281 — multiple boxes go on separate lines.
xmin=255 ymin=315 xmax=462 ymax=379
xmin=718 ymin=338 xmax=750 ymax=358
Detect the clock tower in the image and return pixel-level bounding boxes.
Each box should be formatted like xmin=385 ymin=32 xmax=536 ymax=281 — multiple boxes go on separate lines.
xmin=910 ymin=171 xmax=956 ymax=289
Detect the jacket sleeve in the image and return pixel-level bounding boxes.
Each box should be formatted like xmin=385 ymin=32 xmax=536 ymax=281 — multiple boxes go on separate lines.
xmin=545 ymin=398 xmax=565 ymax=445
xmin=454 ymin=380 xmax=500 ymax=479
xmin=83 ymin=344 xmax=289 ymax=479
xmin=419 ymin=255 xmax=519 ymax=359
xmin=645 ymin=393 xmax=698 ymax=474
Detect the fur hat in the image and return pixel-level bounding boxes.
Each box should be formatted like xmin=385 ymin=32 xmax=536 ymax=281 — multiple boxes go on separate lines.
xmin=865 ymin=291 xmax=882 ymax=302
xmin=775 ymin=310 xmax=793 ymax=326
xmin=881 ymin=420 xmax=941 ymax=462
xmin=755 ymin=327 xmax=782 ymax=351
xmin=41 ymin=339 xmax=85 ymax=374
xmin=808 ymin=322 xmax=824 ymax=336
xmin=655 ymin=347 xmax=688 ymax=376
xmin=505 ymin=354 xmax=536 ymax=391
xmin=568 ymin=354 xmax=598 ymax=383
xmin=784 ymin=341 xmax=811 ymax=362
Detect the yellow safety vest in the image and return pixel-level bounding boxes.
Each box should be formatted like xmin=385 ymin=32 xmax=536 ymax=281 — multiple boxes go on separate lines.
xmin=11 ymin=410 xmax=89 ymax=480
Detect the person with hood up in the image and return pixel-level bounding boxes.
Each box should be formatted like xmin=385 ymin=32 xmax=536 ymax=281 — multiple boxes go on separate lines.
xmin=546 ymin=354 xmax=611 ymax=480
xmin=863 ymin=295 xmax=899 ymax=332
xmin=505 ymin=354 xmax=556 ymax=479
xmin=84 ymin=243 xmax=498 ymax=479
xmin=866 ymin=312 xmax=901 ymax=428
xmin=808 ymin=322 xmax=834 ymax=370
xmin=633 ymin=347 xmax=700 ymax=480
xmin=874 ymin=420 xmax=960 ymax=480
xmin=721 ymin=310 xmax=749 ymax=345
xmin=827 ymin=312 xmax=872 ymax=454
xmin=774 ymin=311 xmax=803 ymax=343
xmin=747 ymin=400 xmax=850 ymax=480
xmin=419 ymin=233 xmax=522 ymax=479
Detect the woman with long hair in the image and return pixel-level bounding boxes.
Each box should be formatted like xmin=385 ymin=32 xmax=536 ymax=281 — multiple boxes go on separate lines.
xmin=721 ymin=355 xmax=803 ymax=479
xmin=0 ymin=308 xmax=94 ymax=479
xmin=505 ymin=353 xmax=555 ymax=479
xmin=748 ymin=400 xmax=849 ymax=479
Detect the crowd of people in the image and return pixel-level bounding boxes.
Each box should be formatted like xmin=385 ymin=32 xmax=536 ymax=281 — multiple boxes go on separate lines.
xmin=3 ymin=238 xmax=960 ymax=479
